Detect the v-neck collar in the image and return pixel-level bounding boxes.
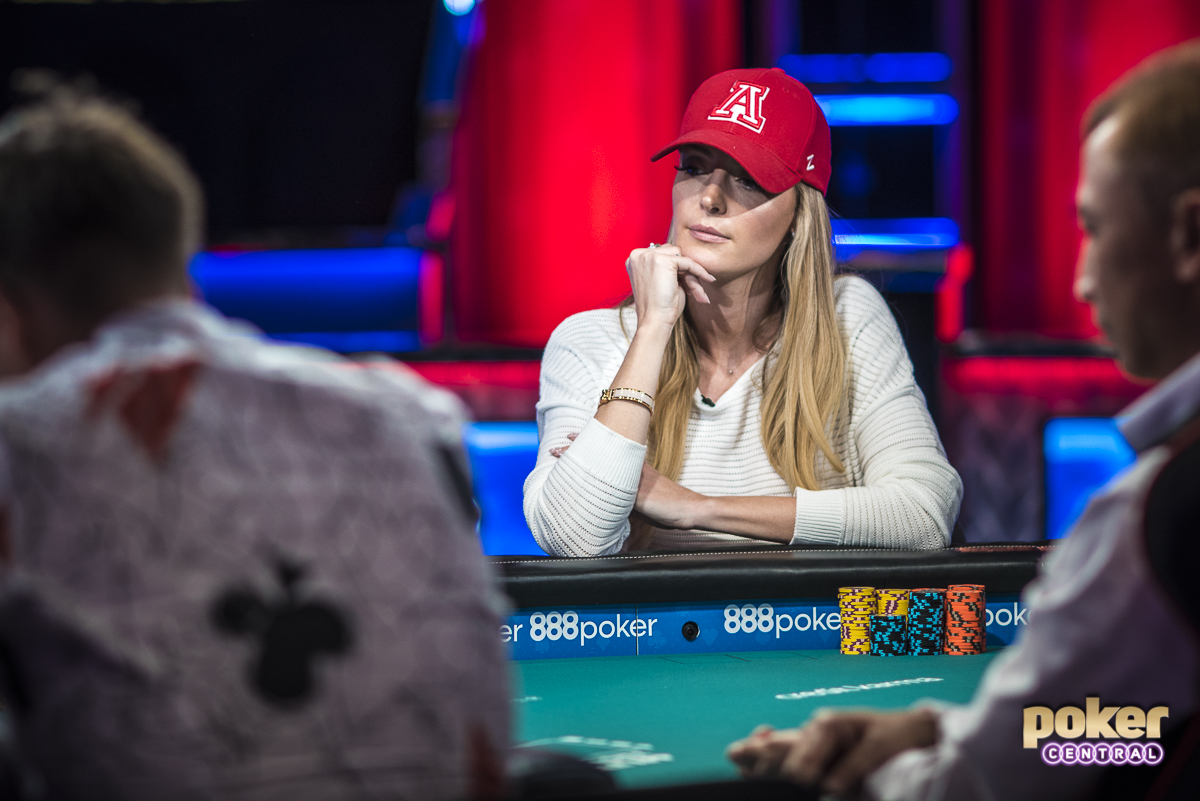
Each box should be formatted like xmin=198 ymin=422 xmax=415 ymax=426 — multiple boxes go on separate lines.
xmin=694 ymin=353 xmax=767 ymax=410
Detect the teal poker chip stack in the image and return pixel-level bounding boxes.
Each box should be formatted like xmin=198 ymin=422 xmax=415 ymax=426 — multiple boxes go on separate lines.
xmin=869 ymin=614 xmax=907 ymax=656
xmin=907 ymin=589 xmax=946 ymax=655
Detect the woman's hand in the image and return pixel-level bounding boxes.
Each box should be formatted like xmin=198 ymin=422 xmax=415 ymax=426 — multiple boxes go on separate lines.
xmin=548 ymin=432 xmax=577 ymax=459
xmin=548 ymin=442 xmax=702 ymax=529
xmin=550 ymin=440 xmax=793 ymax=543
xmin=625 ymin=244 xmax=716 ymax=330
xmin=634 ymin=462 xmax=705 ymax=530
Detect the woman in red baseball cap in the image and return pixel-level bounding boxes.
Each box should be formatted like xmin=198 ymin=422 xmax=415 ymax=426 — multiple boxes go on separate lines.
xmin=524 ymin=68 xmax=962 ymax=555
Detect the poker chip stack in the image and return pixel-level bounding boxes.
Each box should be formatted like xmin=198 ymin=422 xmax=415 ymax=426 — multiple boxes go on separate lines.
xmin=877 ymin=589 xmax=910 ymax=616
xmin=907 ymin=589 xmax=946 ymax=655
xmin=838 ymin=586 xmax=876 ymax=655
xmin=945 ymin=584 xmax=987 ymax=655
xmin=869 ymin=614 xmax=908 ymax=656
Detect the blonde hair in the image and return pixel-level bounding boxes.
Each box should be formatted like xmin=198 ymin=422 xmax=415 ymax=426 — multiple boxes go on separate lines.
xmin=623 ymin=183 xmax=847 ymax=548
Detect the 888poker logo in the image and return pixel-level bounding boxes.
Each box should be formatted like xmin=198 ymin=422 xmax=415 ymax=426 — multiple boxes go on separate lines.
xmin=501 ymin=607 xmax=657 ymax=658
xmin=1024 ymin=700 xmax=1170 ymax=766
xmin=503 ymin=595 xmax=1030 ymax=659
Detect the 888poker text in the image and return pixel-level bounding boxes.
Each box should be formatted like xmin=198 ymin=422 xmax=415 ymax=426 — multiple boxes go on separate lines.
xmin=502 ymin=596 xmax=1030 ymax=659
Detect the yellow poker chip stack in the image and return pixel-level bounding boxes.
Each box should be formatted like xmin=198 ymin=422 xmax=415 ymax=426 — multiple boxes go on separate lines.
xmin=838 ymin=586 xmax=876 ymax=654
xmin=877 ymin=589 xmax=910 ymax=616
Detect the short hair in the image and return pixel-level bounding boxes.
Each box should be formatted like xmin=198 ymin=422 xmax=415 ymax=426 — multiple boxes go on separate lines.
xmin=0 ymin=87 xmax=203 ymax=323
xmin=1084 ymin=39 xmax=1200 ymax=217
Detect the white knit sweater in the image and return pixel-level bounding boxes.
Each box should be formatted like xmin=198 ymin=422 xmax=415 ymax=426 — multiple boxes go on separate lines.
xmin=523 ymin=276 xmax=962 ymax=555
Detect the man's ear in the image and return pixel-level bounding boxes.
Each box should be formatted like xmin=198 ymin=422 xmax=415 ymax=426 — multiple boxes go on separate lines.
xmin=1170 ymin=188 xmax=1200 ymax=284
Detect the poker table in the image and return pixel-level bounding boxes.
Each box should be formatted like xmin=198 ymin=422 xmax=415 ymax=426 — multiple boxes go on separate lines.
xmin=492 ymin=543 xmax=1050 ymax=791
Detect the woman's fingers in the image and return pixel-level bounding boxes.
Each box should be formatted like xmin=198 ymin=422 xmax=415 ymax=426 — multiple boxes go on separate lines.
xmin=549 ymin=432 xmax=580 ymax=458
xmin=626 ymin=244 xmax=681 ymax=271
xmin=682 ymin=274 xmax=710 ymax=305
xmin=671 ymin=254 xmax=717 ymax=283
xmin=626 ymin=245 xmax=718 ymax=327
xmin=627 ymin=247 xmax=716 ymax=284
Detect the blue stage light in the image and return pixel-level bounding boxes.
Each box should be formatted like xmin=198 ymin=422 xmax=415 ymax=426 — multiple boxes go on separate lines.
xmin=444 ymin=0 xmax=475 ymax=16
xmin=831 ymin=218 xmax=960 ymax=250
xmin=1044 ymin=418 xmax=1135 ymax=539
xmin=779 ymin=53 xmax=952 ymax=84
xmin=778 ymin=54 xmax=838 ymax=83
xmin=190 ymin=247 xmax=421 ymax=352
xmin=464 ymin=422 xmax=544 ymax=555
xmin=267 ymin=331 xmax=421 ymax=353
xmin=866 ymin=53 xmax=952 ymax=82
xmin=815 ymin=94 xmax=959 ymax=126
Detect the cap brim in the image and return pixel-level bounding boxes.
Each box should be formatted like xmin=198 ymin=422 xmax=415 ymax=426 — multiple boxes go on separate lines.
xmin=650 ymin=129 xmax=800 ymax=194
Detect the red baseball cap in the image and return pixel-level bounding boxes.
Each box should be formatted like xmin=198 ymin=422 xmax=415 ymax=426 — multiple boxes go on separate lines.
xmin=651 ymin=67 xmax=832 ymax=195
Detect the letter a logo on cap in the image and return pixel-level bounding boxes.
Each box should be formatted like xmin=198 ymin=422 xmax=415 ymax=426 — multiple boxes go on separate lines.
xmin=708 ymin=81 xmax=769 ymax=134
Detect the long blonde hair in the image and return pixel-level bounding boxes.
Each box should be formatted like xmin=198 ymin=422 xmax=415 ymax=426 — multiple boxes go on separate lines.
xmin=623 ymin=183 xmax=846 ymax=547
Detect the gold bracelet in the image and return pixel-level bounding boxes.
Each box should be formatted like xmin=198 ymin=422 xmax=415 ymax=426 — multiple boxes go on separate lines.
xmin=599 ymin=387 xmax=654 ymax=413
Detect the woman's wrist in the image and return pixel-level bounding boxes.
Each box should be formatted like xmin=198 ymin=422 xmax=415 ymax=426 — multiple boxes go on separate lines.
xmin=617 ymin=320 xmax=673 ymax=383
xmin=698 ymin=496 xmax=797 ymax=544
xmin=633 ymin=313 xmax=677 ymax=341
xmin=676 ymin=493 xmax=719 ymax=532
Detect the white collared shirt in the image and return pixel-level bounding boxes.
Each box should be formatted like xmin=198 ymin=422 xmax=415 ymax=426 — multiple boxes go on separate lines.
xmin=867 ymin=351 xmax=1200 ymax=800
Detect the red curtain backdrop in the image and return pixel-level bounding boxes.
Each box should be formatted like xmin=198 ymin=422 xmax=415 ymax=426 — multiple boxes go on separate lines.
xmin=979 ymin=0 xmax=1200 ymax=338
xmin=450 ymin=0 xmax=741 ymax=346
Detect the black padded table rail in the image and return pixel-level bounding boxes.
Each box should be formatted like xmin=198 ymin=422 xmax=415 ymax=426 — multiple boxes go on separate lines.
xmin=491 ymin=543 xmax=1053 ymax=609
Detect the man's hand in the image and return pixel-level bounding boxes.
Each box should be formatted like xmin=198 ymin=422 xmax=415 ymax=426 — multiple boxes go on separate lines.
xmin=726 ymin=709 xmax=939 ymax=796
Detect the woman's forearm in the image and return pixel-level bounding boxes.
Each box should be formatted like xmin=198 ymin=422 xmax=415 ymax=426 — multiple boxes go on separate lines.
xmin=525 ymin=418 xmax=644 ymax=556
xmin=635 ymin=463 xmax=796 ymax=544
xmin=692 ymin=495 xmax=796 ymax=544
xmin=593 ymin=320 xmax=674 ymax=445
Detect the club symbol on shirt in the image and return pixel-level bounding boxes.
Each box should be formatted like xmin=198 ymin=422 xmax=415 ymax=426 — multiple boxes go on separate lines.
xmin=211 ymin=561 xmax=352 ymax=709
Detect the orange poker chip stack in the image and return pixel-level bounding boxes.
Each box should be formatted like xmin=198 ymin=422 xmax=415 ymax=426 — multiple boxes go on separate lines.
xmin=945 ymin=584 xmax=986 ymax=655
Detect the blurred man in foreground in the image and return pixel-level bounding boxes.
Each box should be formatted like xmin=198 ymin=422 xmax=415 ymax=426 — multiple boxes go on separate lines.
xmin=0 ymin=90 xmax=508 ymax=799
xmin=728 ymin=40 xmax=1200 ymax=801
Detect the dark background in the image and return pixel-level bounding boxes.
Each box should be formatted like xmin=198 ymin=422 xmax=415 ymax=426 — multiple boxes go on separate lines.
xmin=799 ymin=0 xmax=934 ymax=53
xmin=0 ymin=0 xmax=432 ymax=243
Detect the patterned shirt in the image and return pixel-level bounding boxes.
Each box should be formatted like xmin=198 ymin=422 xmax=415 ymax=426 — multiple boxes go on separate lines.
xmin=0 ymin=300 xmax=509 ymax=800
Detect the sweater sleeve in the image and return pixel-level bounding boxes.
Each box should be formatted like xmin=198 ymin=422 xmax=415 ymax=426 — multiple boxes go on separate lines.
xmin=522 ymin=313 xmax=647 ymax=556
xmin=792 ymin=278 xmax=963 ymax=549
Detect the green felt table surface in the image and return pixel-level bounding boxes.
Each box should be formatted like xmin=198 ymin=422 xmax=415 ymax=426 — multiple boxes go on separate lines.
xmin=512 ymin=649 xmax=1000 ymax=788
